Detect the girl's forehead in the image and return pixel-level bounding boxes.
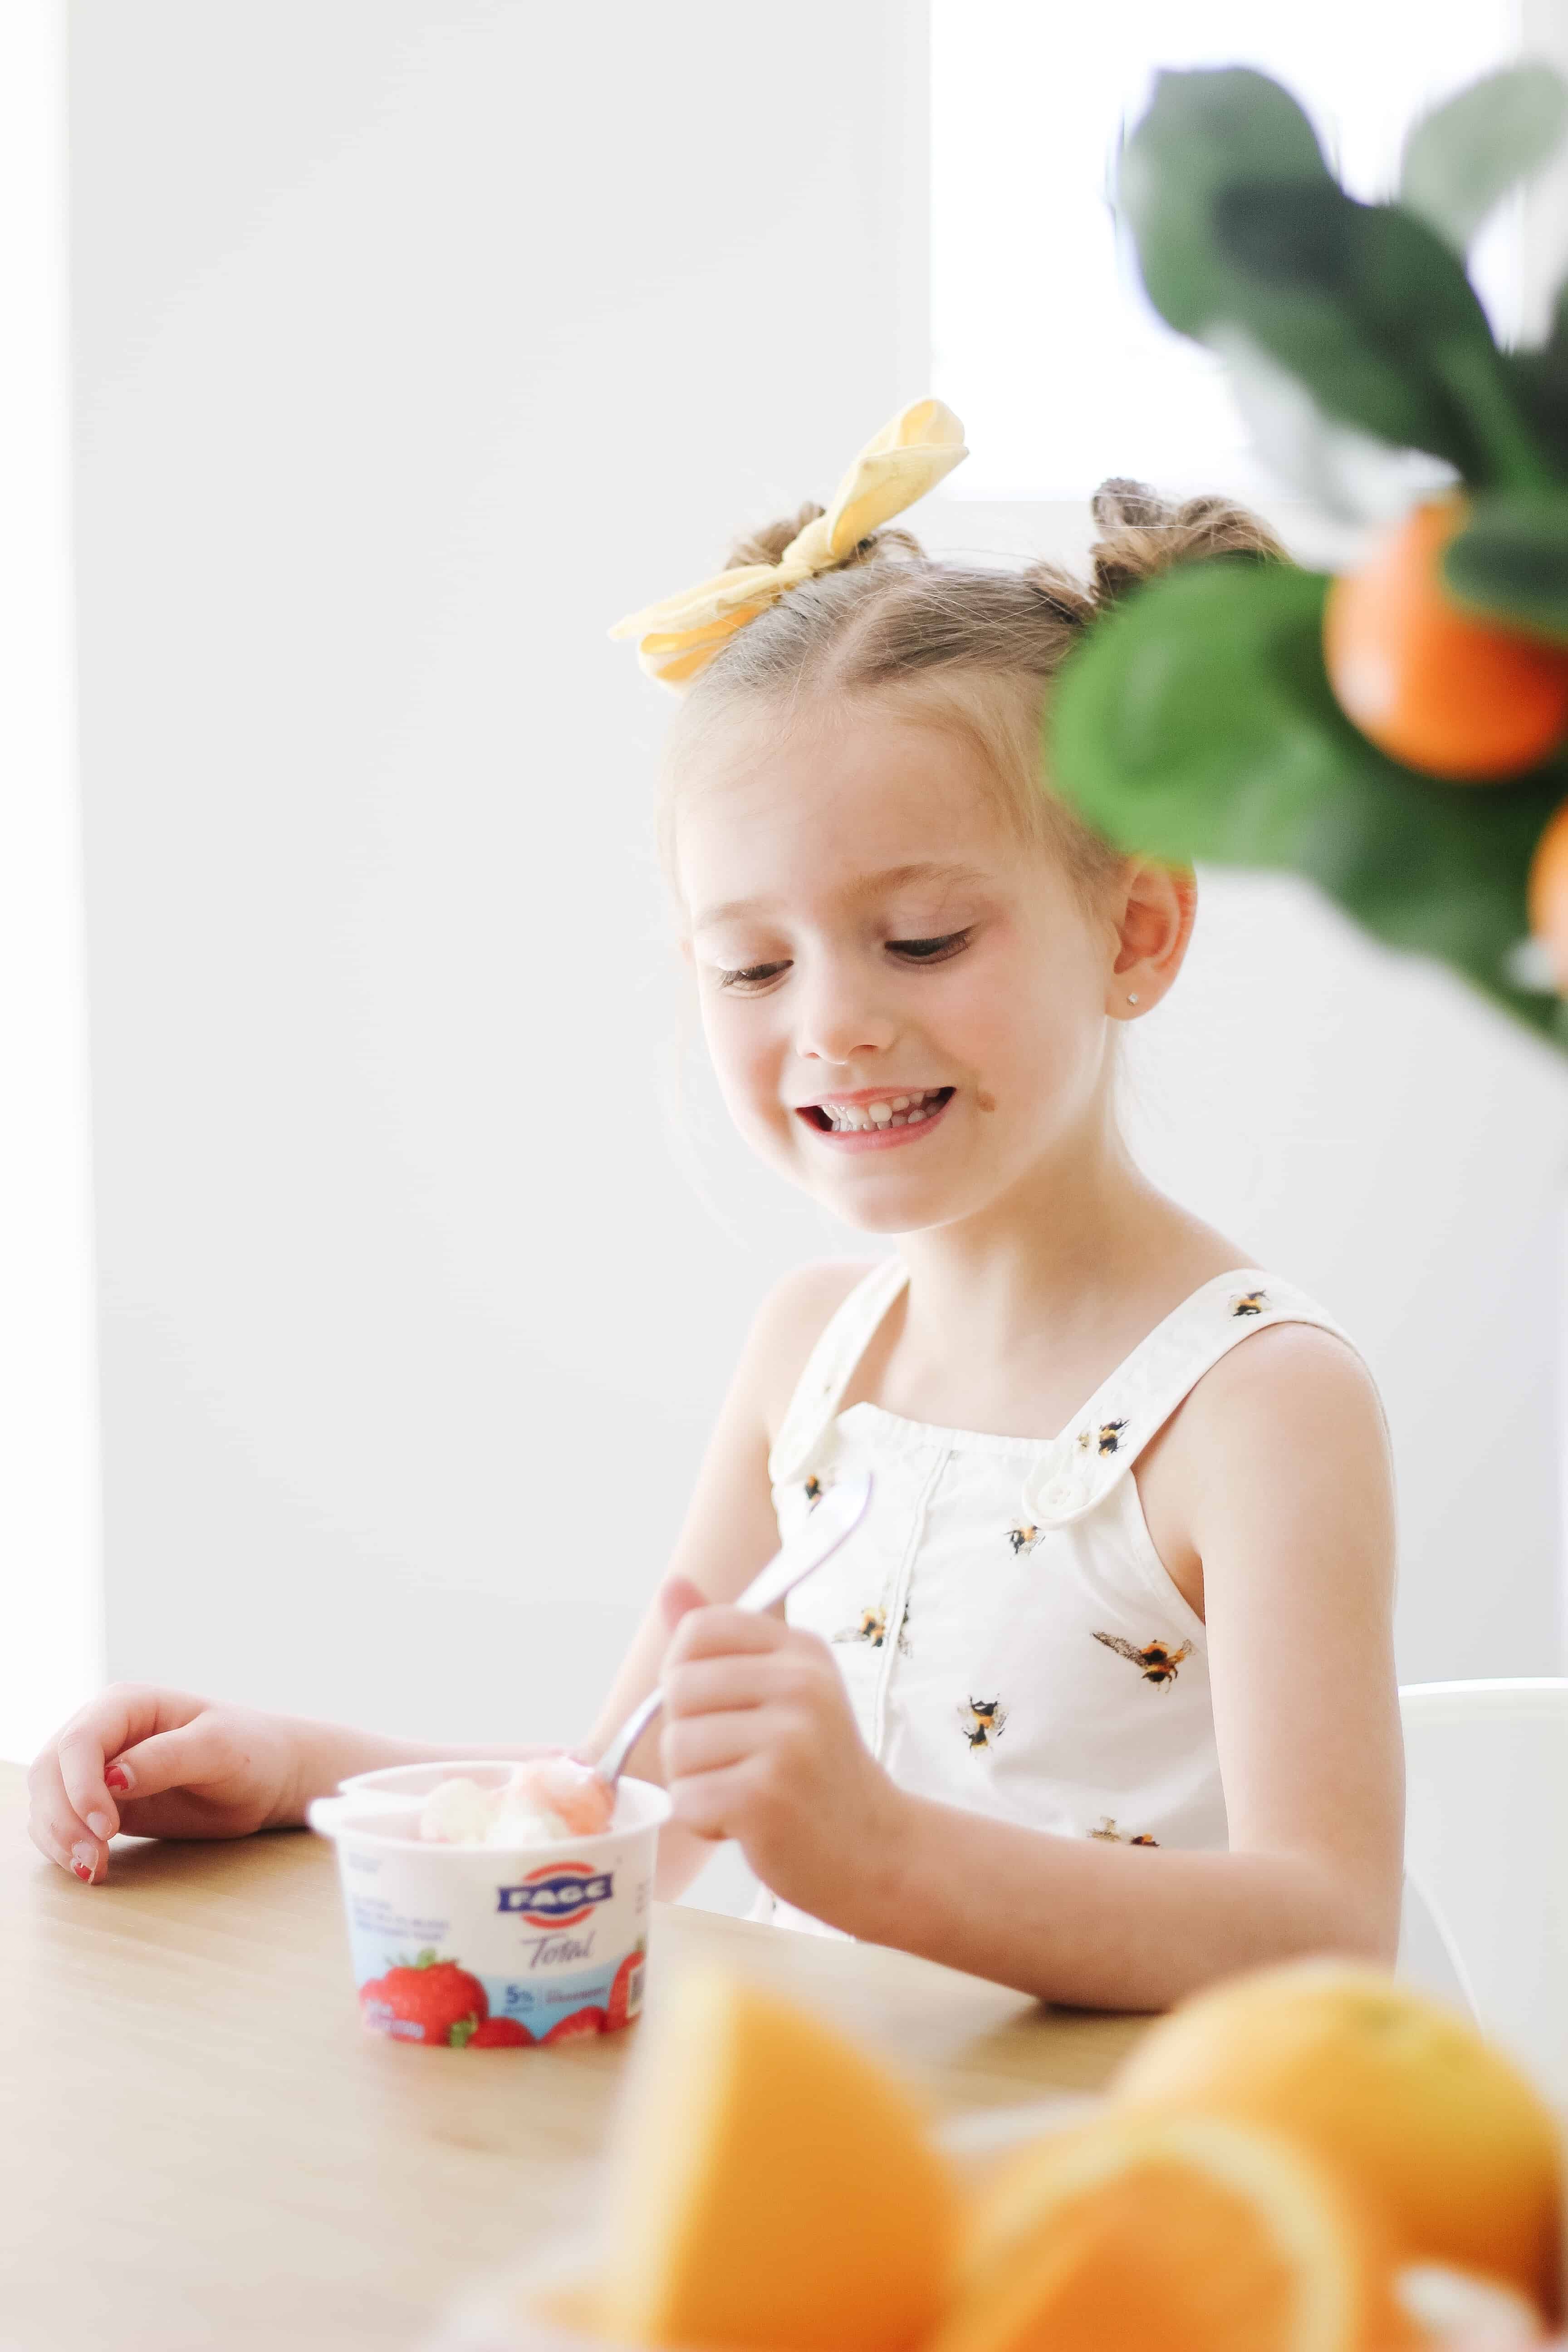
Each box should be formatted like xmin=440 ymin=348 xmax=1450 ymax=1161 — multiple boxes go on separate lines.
xmin=676 ymin=708 xmax=1022 ymax=902
xmin=688 ymin=855 xmax=1004 ymax=940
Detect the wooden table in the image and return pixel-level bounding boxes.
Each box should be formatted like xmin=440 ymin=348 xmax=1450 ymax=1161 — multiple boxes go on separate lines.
xmin=0 ymin=1760 xmax=1145 ymax=2352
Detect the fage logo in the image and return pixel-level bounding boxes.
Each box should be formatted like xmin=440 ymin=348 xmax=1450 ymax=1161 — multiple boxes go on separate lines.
xmin=496 ymin=1860 xmax=614 ymax=1927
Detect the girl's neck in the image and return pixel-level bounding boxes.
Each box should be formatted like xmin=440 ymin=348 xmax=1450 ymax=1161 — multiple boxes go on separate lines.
xmin=889 ymin=1119 xmax=1242 ymax=1376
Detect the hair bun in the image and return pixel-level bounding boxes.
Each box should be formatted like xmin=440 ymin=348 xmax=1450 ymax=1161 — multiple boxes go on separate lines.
xmin=724 ymin=501 xmax=925 ymax=576
xmin=1091 ymin=478 xmax=1173 ymax=533
xmin=1020 ymin=559 xmax=1095 ymax=628
xmin=1088 ymin=476 xmax=1287 ymax=608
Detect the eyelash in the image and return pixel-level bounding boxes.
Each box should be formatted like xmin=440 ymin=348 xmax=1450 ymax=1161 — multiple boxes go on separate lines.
xmin=893 ymin=928 xmax=973 ymax=964
xmin=715 ymin=928 xmax=974 ymax=993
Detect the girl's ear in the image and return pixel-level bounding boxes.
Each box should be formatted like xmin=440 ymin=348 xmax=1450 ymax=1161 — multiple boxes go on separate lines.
xmin=1106 ymin=860 xmax=1196 ymax=1020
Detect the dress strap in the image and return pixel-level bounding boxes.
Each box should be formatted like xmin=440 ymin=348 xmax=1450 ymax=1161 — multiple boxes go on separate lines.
xmin=1018 ymin=1269 xmax=1357 ymax=1531
xmin=767 ymin=1257 xmax=910 ymax=1487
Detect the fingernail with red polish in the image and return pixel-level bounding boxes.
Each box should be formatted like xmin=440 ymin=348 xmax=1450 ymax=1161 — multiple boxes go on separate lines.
xmin=71 ymin=1848 xmax=96 ymax=1884
xmin=105 ymin=1764 xmax=131 ymax=1793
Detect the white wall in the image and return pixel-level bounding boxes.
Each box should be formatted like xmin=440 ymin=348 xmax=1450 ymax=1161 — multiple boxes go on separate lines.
xmin=68 ymin=3 xmax=1563 ymax=1845
xmin=0 ymin=0 xmax=102 ymax=1762
xmin=69 ymin=2 xmax=926 ymax=1798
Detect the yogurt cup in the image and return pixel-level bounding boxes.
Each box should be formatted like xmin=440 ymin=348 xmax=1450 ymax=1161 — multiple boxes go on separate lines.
xmin=308 ymin=1762 xmax=670 ymax=2050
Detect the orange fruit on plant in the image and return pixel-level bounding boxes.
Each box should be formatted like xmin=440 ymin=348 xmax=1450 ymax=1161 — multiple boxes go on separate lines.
xmin=1527 ymin=797 xmax=1568 ymax=991
xmin=1324 ymin=497 xmax=1568 ymax=779
xmin=1112 ymin=1961 xmax=1563 ymax=2318
xmin=597 ymin=1970 xmax=955 ymax=2352
xmin=932 ymin=2106 xmax=1416 ymax=2352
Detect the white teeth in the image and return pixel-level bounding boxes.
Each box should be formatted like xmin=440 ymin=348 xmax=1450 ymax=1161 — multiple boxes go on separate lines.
xmin=817 ymin=1088 xmax=948 ymax=1133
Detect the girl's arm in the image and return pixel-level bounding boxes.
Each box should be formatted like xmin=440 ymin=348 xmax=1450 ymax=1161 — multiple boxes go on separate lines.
xmin=26 ymin=1691 xmax=568 ymax=1884
xmin=660 ymin=1323 xmax=1406 ymax=2008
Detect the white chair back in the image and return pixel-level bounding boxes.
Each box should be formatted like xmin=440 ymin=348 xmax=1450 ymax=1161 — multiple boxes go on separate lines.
xmin=1398 ymin=1678 xmax=1568 ymax=2102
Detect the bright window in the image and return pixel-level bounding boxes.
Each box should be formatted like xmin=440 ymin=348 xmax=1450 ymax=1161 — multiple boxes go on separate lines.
xmin=931 ymin=0 xmax=1525 ymax=501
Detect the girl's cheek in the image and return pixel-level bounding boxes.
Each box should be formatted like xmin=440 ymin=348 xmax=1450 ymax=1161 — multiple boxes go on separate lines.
xmin=704 ymin=1009 xmax=784 ymax=1126
xmin=696 ymin=995 xmax=742 ymax=1080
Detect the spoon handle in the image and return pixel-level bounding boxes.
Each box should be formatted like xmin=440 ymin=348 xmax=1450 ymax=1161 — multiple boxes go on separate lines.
xmin=594 ymin=1468 xmax=873 ymax=1786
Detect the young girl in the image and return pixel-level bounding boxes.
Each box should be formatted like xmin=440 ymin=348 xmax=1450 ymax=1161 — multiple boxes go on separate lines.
xmin=27 ymin=402 xmax=1403 ymax=2011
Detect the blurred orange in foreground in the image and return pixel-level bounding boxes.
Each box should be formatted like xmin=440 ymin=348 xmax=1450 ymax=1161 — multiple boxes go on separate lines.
xmin=934 ymin=2106 xmax=1415 ymax=2352
xmin=1324 ymin=500 xmax=1568 ymax=779
xmin=1113 ymin=1961 xmax=1563 ymax=2319
xmin=570 ymin=1965 xmax=1561 ymax=2352
xmin=597 ymin=1971 xmax=954 ymax=2352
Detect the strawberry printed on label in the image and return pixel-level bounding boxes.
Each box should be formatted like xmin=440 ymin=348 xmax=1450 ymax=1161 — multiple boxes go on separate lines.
xmin=358 ymin=1949 xmax=488 ymax=2047
xmin=543 ymin=2006 xmax=608 ymax=2043
xmin=606 ymin=1943 xmax=646 ymax=2034
xmin=463 ymin=2016 xmax=534 ymax=2048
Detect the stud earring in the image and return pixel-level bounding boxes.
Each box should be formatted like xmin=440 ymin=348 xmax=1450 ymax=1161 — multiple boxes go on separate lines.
xmin=1127 ymin=992 xmax=1140 ymax=1005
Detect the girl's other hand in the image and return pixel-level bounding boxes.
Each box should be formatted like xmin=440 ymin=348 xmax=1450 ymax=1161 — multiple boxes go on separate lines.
xmin=658 ymin=1593 xmax=906 ymax=1922
xmin=27 ymin=1687 xmax=304 ymax=1886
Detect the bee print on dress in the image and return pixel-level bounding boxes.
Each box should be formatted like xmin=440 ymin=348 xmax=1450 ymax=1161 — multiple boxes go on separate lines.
xmin=1092 ymin=1631 xmax=1193 ymax=1688
xmin=834 ymin=1602 xmax=910 ymax=1655
xmin=1077 ymin=1420 xmax=1129 ymax=1457
xmin=803 ymin=1470 xmax=833 ymax=1510
xmin=1007 ymin=1522 xmax=1042 ymax=1557
xmin=1089 ymin=1816 xmax=1161 ymax=1846
xmin=958 ymin=1696 xmax=1008 ymax=1749
xmin=1230 ymin=1290 xmax=1268 ymax=1318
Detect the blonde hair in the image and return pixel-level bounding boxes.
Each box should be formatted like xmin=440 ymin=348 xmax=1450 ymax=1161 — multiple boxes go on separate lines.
xmin=663 ymin=478 xmax=1286 ymax=901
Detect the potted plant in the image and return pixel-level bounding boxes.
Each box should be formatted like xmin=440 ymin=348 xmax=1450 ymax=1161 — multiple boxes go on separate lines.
xmin=1051 ymin=60 xmax=1568 ymax=1053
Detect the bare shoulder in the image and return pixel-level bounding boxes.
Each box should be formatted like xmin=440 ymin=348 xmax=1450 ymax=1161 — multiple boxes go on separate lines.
xmin=735 ymin=1259 xmax=884 ymax=1439
xmin=1138 ymin=1319 xmax=1394 ymax=1615
xmin=1184 ymin=1319 xmax=1386 ymax=1448
xmin=1148 ymin=1319 xmax=1392 ymax=1544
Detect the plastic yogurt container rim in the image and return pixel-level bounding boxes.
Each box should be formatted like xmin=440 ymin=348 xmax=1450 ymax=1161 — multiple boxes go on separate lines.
xmin=312 ymin=1763 xmax=668 ymax=1852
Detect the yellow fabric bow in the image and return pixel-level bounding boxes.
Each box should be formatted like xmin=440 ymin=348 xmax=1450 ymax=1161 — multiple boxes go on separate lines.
xmin=610 ymin=397 xmax=968 ymax=690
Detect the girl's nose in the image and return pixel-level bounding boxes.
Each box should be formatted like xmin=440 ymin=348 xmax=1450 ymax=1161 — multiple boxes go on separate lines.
xmin=794 ymin=974 xmax=897 ymax=1065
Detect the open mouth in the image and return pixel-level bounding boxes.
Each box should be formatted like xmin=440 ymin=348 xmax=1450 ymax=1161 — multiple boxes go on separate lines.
xmin=796 ymin=1086 xmax=955 ymax=1136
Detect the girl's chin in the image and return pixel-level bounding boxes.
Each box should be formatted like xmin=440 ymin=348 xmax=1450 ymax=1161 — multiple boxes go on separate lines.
xmin=744 ymin=1104 xmax=1009 ymax=1230
xmin=819 ymin=1197 xmax=951 ymax=1236
xmin=793 ymin=1160 xmax=993 ymax=1237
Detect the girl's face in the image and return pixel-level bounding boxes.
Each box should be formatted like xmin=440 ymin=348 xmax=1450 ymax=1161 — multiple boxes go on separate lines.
xmin=678 ymin=701 xmax=1132 ymax=1237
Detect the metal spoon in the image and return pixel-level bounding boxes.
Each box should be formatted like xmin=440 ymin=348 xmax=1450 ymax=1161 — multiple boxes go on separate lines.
xmin=593 ymin=1467 xmax=872 ymax=1787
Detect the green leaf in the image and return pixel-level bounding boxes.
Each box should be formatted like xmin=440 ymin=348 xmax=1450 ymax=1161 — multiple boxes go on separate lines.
xmin=1444 ymin=489 xmax=1568 ymax=639
xmin=1211 ymin=327 xmax=1456 ymax=523
xmin=1211 ymin=182 xmax=1552 ymax=488
xmin=1506 ymin=292 xmax=1568 ymax=472
xmin=1048 ymin=558 xmax=1568 ymax=1048
xmin=1118 ymin=68 xmax=1331 ymax=340
xmin=1119 ymin=67 xmax=1559 ymax=489
xmin=1400 ymin=64 xmax=1568 ymax=253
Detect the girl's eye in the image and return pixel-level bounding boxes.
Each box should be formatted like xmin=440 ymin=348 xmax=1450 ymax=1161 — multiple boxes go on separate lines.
xmin=715 ymin=959 xmax=792 ymax=993
xmin=888 ymin=928 xmax=972 ymax=965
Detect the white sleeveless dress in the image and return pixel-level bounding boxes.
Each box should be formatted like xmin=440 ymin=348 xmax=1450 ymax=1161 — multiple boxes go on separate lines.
xmin=755 ymin=1258 xmax=1357 ymax=1936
